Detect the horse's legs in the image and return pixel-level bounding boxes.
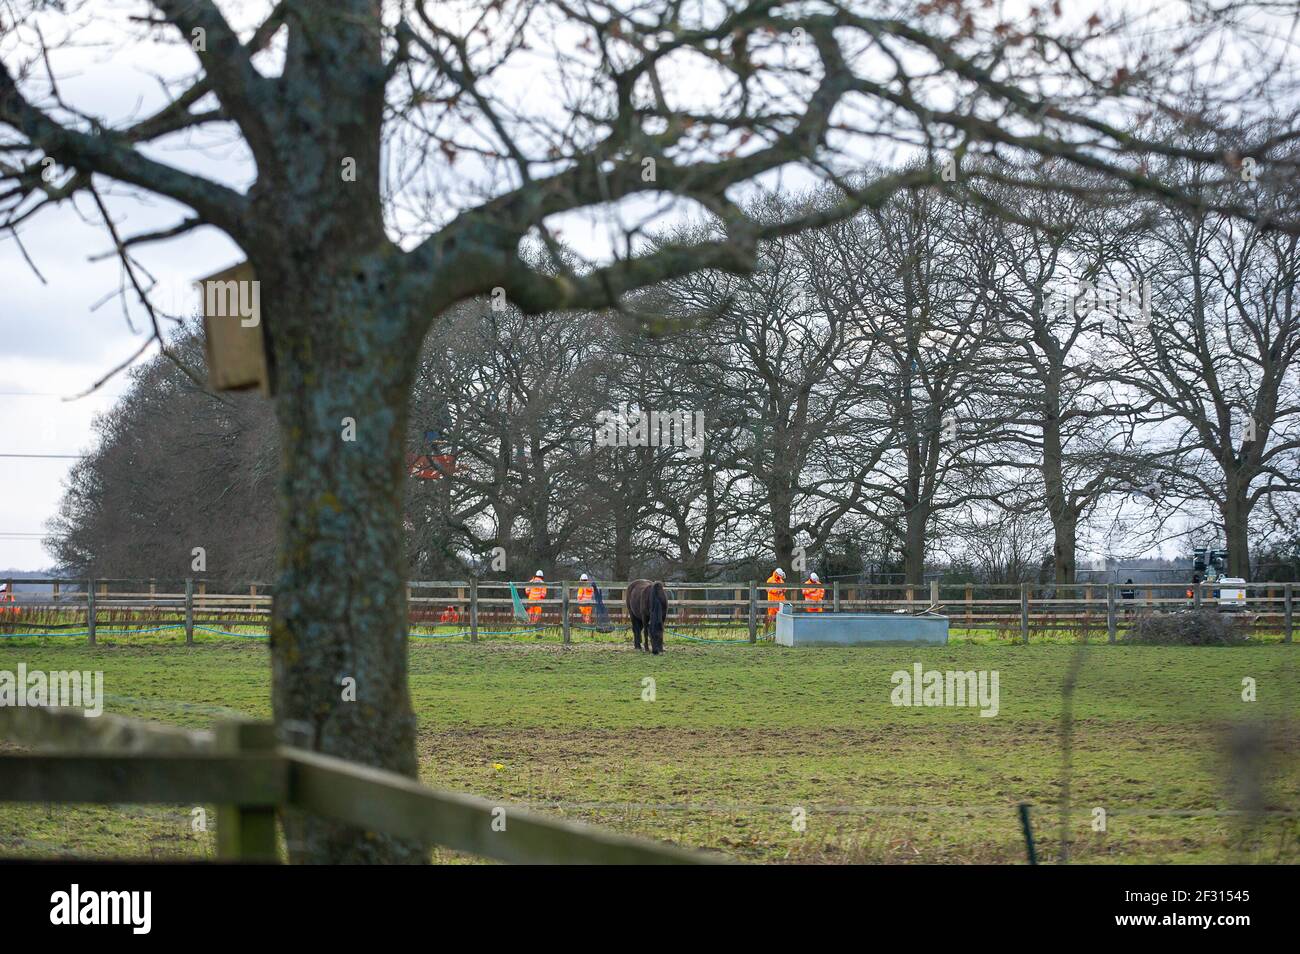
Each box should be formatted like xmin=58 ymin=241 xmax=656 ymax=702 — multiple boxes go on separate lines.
xmin=652 ymin=589 xmax=665 ymax=653
xmin=631 ymin=615 xmax=643 ymax=651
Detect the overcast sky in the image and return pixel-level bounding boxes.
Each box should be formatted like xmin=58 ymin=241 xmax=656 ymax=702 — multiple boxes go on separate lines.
xmin=1 ymin=16 xmax=248 ymax=571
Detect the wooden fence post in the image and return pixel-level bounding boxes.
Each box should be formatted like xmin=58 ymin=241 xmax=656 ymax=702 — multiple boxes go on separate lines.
xmin=1285 ymin=583 xmax=1293 ymax=645
xmin=1019 ymin=582 xmax=1030 ymax=645
xmin=185 ymin=578 xmax=194 ymax=645
xmin=1106 ymin=583 xmax=1117 ymax=645
xmin=52 ymin=579 xmax=60 ymax=603
xmin=833 ymin=580 xmax=840 ymax=612
xmin=965 ymin=584 xmax=973 ymax=627
xmin=929 ymin=579 xmax=939 ymax=609
xmin=1194 ymin=582 xmax=1202 ymax=609
xmin=215 ymin=720 xmax=279 ymax=862
xmin=86 ymin=579 xmax=96 ymax=646
xmin=748 ymin=580 xmax=757 ymax=643
xmin=470 ymin=578 xmax=479 ymax=643
xmin=249 ymin=583 xmax=256 ymax=612
xmin=561 ymin=581 xmax=571 ymax=644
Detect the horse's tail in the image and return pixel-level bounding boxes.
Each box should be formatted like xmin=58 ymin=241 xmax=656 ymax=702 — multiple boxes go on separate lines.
xmin=650 ymin=581 xmax=667 ymax=635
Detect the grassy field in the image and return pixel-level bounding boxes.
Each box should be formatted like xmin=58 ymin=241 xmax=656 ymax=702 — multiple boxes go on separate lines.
xmin=1 ymin=632 xmax=1297 ymax=863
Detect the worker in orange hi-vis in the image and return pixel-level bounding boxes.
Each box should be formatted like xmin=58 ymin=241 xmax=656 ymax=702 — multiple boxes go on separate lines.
xmin=525 ymin=570 xmax=547 ymax=621
xmin=576 ymin=573 xmax=595 ymax=621
xmin=765 ymin=567 xmax=787 ymax=622
xmin=802 ymin=572 xmax=826 ymax=612
xmin=0 ymin=582 xmax=17 ymax=617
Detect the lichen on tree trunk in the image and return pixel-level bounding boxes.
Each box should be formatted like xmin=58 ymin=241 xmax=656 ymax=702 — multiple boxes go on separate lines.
xmin=266 ymin=261 xmax=427 ymax=863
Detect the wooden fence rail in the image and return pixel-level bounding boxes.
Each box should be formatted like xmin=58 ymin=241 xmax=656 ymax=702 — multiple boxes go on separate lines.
xmin=2 ymin=579 xmax=1294 ymax=644
xmin=0 ymin=706 xmax=723 ymax=865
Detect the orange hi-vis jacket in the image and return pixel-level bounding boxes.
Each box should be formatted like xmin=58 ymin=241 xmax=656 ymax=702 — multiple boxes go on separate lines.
xmin=576 ymin=584 xmax=595 ymax=618
xmin=802 ymin=579 xmax=825 ymax=611
xmin=526 ymin=577 xmax=547 ymax=618
xmin=766 ymin=572 xmax=786 ymax=617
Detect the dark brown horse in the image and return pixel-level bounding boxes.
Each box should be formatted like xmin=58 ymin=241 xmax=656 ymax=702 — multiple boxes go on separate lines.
xmin=625 ymin=579 xmax=667 ymax=654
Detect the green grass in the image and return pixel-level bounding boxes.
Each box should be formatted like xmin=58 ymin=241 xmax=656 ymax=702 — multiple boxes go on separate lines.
xmin=1 ymin=634 xmax=1297 ymax=863
xmin=5 ymin=605 xmax=1294 ymax=647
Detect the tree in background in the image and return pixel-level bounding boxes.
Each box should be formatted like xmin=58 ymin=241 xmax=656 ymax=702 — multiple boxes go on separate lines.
xmin=46 ymin=323 xmax=277 ymax=585
xmin=837 ymin=186 xmax=1015 ymax=583
xmin=649 ymin=196 xmax=895 ymax=574
xmin=1111 ymin=164 xmax=1300 ymax=577
xmin=977 ymin=168 xmax=1165 ymax=584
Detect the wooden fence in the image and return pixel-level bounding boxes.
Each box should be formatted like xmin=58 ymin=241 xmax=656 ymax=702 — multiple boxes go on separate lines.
xmin=2 ymin=577 xmax=1294 ymax=645
xmin=0 ymin=705 xmax=723 ymax=864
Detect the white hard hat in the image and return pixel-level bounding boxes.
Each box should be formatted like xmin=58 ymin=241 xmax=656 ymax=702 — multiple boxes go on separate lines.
xmin=534 ymin=570 xmax=544 ymax=577
xmin=809 ymin=573 xmax=820 ymax=583
xmin=775 ymin=568 xmax=785 ymax=578
xmin=580 ymin=573 xmax=589 ymax=581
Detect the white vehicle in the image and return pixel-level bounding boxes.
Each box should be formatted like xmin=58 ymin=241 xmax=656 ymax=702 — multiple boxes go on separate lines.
xmin=1215 ymin=577 xmax=1248 ymax=610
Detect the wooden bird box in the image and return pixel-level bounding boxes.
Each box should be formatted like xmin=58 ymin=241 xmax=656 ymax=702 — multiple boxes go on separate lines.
xmin=198 ymin=261 xmax=273 ymax=394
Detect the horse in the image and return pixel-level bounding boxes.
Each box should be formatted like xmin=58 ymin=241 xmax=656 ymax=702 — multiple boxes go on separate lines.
xmin=625 ymin=579 xmax=667 ymax=654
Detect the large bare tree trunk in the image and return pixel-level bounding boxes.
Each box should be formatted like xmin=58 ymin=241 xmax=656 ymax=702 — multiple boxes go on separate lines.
xmin=1041 ymin=413 xmax=1076 ymax=585
xmin=1222 ymin=479 xmax=1252 ymax=578
xmin=266 ymin=260 xmax=426 ymax=863
xmin=900 ymin=467 xmax=928 ymax=585
xmin=903 ymin=507 xmax=927 ymax=585
xmin=612 ymin=511 xmax=634 ymax=581
xmin=1052 ymin=517 xmax=1077 ymax=586
xmin=770 ymin=491 xmax=796 ymax=571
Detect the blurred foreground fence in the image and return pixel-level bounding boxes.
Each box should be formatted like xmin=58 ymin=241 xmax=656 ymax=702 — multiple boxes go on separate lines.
xmin=0 ymin=706 xmax=722 ymax=864
xmin=1 ymin=578 xmax=1293 ymax=645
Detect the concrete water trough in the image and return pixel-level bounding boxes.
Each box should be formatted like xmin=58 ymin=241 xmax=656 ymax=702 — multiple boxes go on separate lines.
xmin=774 ymin=604 xmax=949 ymax=646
